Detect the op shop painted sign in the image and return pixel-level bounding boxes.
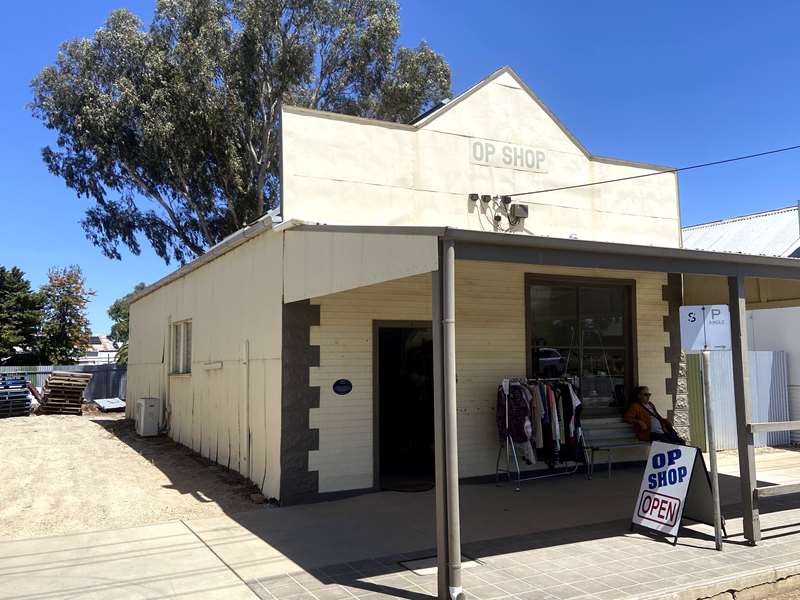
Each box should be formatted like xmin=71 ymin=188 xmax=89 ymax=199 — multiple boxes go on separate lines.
xmin=632 ymin=442 xmax=723 ymax=542
xmin=469 ymin=137 xmax=548 ymax=173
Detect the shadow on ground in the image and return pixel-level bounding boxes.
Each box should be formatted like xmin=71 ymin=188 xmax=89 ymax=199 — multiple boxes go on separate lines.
xmin=90 ymin=417 xmax=263 ymax=509
xmin=89 ymin=420 xmax=800 ymax=600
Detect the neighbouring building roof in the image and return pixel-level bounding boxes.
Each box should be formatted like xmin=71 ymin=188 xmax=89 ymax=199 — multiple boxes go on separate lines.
xmin=88 ymin=334 xmax=117 ymax=353
xmin=683 ymin=205 xmax=800 ymax=257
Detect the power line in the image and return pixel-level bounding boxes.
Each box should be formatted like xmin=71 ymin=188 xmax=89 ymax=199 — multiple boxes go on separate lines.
xmin=508 ymin=143 xmax=800 ymax=198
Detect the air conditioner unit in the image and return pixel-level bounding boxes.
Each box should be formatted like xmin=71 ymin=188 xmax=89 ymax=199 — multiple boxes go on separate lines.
xmin=136 ymin=397 xmax=162 ymax=437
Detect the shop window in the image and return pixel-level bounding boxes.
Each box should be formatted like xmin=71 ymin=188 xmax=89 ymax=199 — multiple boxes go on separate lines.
xmin=527 ymin=278 xmax=632 ymax=414
xmin=171 ymin=320 xmax=192 ymax=374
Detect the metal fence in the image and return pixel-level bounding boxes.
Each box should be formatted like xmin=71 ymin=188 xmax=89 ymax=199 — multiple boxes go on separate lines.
xmin=690 ymin=351 xmax=790 ymax=450
xmin=0 ymin=364 xmax=127 ymax=401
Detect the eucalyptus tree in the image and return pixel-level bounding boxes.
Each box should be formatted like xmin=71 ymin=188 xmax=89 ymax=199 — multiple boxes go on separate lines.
xmin=31 ymin=0 xmax=451 ymax=264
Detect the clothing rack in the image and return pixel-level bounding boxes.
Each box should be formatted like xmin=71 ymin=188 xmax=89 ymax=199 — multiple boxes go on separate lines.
xmin=495 ymin=377 xmax=589 ymax=491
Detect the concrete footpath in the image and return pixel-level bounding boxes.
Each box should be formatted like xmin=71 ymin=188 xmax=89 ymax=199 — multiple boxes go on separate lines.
xmin=5 ymin=450 xmax=800 ymax=599
xmin=5 ymin=498 xmax=800 ymax=600
xmin=0 ymin=520 xmax=259 ymax=599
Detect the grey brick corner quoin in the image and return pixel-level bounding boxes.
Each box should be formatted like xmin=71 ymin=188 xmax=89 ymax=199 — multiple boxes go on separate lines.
xmin=280 ymin=299 xmax=321 ymax=505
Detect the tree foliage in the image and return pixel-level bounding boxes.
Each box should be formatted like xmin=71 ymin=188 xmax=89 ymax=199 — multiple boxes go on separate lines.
xmin=30 ymin=0 xmax=451 ymax=265
xmin=0 ymin=267 xmax=43 ymax=362
xmin=108 ymin=282 xmax=146 ymax=364
xmin=39 ymin=266 xmax=95 ymax=365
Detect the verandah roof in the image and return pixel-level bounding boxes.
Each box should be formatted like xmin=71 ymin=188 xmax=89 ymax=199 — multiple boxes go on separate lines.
xmin=285 ymin=223 xmax=800 ymax=307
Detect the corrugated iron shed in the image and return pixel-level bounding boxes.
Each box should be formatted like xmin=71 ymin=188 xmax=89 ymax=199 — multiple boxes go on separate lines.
xmin=683 ymin=205 xmax=800 ymax=257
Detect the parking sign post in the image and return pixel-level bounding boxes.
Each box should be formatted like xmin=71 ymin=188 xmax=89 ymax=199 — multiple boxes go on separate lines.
xmin=701 ymin=350 xmax=723 ymax=551
xmin=676 ymin=304 xmax=731 ymax=551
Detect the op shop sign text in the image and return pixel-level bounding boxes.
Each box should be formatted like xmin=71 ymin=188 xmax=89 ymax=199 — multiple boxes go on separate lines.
xmin=469 ymin=138 xmax=548 ymax=173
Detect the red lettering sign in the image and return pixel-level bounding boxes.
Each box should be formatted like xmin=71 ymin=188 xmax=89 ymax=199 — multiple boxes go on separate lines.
xmin=636 ymin=490 xmax=681 ymax=527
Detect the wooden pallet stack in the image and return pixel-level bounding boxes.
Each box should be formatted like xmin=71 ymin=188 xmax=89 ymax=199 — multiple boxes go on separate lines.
xmin=39 ymin=371 xmax=92 ymax=416
xmin=0 ymin=372 xmax=32 ymax=418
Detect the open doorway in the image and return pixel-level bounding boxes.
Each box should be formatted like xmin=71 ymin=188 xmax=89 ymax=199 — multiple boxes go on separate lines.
xmin=376 ymin=323 xmax=434 ymax=492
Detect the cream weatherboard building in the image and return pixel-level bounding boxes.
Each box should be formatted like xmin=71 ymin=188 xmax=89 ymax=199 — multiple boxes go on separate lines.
xmin=127 ymin=68 xmax=800 ymax=592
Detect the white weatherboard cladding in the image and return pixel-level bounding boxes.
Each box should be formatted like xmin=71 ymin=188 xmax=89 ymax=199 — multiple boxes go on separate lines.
xmin=127 ymin=230 xmax=284 ymax=499
xmin=307 ymin=260 xmax=671 ymax=494
xmin=281 ymin=70 xmax=680 ymax=248
xmin=283 ymin=230 xmax=439 ymax=303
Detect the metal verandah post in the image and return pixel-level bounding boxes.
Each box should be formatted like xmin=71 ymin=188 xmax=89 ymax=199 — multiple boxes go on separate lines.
xmin=443 ymin=240 xmax=463 ymax=600
xmin=728 ymin=274 xmax=761 ymax=544
xmin=433 ymin=238 xmax=463 ymax=600
xmin=432 ymin=264 xmax=449 ymax=599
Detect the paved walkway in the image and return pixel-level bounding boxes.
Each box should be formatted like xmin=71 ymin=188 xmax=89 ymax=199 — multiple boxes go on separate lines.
xmin=249 ymin=496 xmax=800 ymax=600
xmin=5 ymin=449 xmax=800 ymax=599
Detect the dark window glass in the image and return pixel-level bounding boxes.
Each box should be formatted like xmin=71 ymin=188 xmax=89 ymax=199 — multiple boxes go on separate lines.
xmin=529 ymin=281 xmax=631 ymax=413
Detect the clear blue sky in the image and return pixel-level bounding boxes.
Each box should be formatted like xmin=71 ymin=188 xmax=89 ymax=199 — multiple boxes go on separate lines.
xmin=2 ymin=1 xmax=799 ymax=332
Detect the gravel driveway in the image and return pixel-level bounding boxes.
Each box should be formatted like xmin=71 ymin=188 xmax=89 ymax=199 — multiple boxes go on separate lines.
xmin=0 ymin=413 xmax=259 ymax=540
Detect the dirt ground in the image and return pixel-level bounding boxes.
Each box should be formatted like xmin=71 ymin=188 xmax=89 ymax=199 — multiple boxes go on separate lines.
xmin=0 ymin=413 xmax=261 ymax=540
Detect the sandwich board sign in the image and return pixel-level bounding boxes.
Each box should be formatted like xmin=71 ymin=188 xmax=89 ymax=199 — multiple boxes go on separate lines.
xmin=679 ymin=305 xmax=731 ymax=352
xmin=631 ymin=442 xmax=726 ymax=544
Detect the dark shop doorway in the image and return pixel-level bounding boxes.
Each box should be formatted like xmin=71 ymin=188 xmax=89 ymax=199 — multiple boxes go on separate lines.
xmin=376 ymin=323 xmax=434 ymax=492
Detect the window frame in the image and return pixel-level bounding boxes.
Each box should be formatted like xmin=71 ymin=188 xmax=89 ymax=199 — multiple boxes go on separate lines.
xmin=524 ymin=273 xmax=637 ymax=402
xmin=171 ymin=319 xmax=193 ymax=375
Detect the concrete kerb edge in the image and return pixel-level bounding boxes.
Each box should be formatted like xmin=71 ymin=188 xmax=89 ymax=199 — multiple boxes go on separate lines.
xmin=651 ymin=559 xmax=800 ymax=600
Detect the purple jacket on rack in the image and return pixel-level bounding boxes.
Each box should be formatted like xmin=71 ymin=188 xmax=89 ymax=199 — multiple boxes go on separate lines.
xmin=496 ymin=384 xmax=531 ymax=443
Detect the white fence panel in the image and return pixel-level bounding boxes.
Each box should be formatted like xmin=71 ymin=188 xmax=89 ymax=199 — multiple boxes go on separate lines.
xmin=0 ymin=365 xmax=127 ymax=400
xmin=706 ymin=350 xmax=790 ymax=450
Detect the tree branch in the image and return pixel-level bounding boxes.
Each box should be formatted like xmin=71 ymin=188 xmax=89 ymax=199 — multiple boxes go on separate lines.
xmin=122 ymin=162 xmax=205 ymax=257
xmin=173 ymin=162 xmax=214 ymax=246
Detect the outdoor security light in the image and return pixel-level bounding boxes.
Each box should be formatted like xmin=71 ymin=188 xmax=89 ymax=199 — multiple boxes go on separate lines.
xmin=510 ymin=204 xmax=529 ymax=219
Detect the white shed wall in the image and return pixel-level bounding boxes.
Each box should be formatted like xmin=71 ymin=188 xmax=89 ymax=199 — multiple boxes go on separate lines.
xmin=127 ymin=230 xmax=285 ymax=498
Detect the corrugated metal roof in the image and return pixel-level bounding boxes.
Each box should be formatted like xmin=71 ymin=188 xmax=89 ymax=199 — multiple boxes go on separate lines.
xmin=682 ymin=205 xmax=800 ymax=257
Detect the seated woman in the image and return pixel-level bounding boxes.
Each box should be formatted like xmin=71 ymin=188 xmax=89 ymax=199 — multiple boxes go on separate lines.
xmin=624 ymin=386 xmax=686 ymax=445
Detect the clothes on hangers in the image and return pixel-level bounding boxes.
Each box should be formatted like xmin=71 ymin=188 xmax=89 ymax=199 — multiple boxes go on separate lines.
xmin=496 ymin=382 xmax=530 ymax=443
xmin=496 ymin=382 xmax=536 ymax=464
xmin=546 ymin=385 xmax=560 ymax=452
xmin=529 ymin=385 xmax=545 ymax=448
xmin=496 ymin=377 xmax=584 ymax=467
